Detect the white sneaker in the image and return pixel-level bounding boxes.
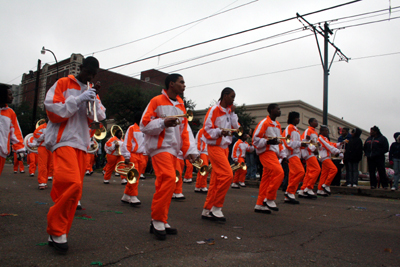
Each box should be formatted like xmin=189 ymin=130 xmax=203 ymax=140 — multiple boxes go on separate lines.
xmin=239 ymin=182 xmax=246 ymax=187
xmin=285 ymin=192 xmax=296 ymax=199
xmin=201 ymin=187 xmax=208 ymax=192
xmin=85 ymin=170 xmax=90 ymax=175
xmin=322 ymin=184 xmax=331 ymax=194
xmin=121 ymin=179 xmax=128 ymax=185
xmin=102 ymin=170 xmax=105 ymax=175
xmin=210 ymin=206 xmax=224 ymax=218
xmin=353 ymin=184 xmax=357 ymax=188
xmin=115 ymin=172 xmax=120 ymax=176
xmin=103 ymin=180 xmax=109 ymax=184
xmin=30 ymin=173 xmax=34 ymax=177
xmin=254 ymin=205 xmax=271 ymax=214
xmin=317 ymin=189 xmax=328 ymax=196
xmin=76 ymin=201 xmax=82 ymax=210
xmin=183 ymin=178 xmax=192 ymax=183
xmin=152 ymin=220 xmax=165 ymax=231
xmin=347 ymin=184 xmax=352 ymax=187
xmin=306 ymin=189 xmax=316 ymax=196
xmin=231 ymin=183 xmax=240 ymax=188
xmin=265 ymin=200 xmax=277 ymax=208
xmin=121 ymin=194 xmax=131 ymax=203
xmin=48 ymin=176 xmax=53 ymax=181
xmin=140 ymin=174 xmax=145 ymax=179
xmin=298 ymin=190 xmax=306 ymax=198
xmin=20 ymin=171 xmax=25 ymax=173
xmin=391 ymin=187 xmax=396 ymax=191
xmin=194 ymin=187 xmax=201 ymax=192
xmin=48 ymin=234 xmax=67 ymax=243
xmin=173 ymin=193 xmax=185 ymax=199
xmin=130 ymin=196 xmax=141 ymax=205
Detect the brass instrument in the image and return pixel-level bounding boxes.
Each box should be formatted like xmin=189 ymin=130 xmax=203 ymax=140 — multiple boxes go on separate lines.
xmin=36 ymin=119 xmax=46 ymax=129
xmin=115 ymin=161 xmax=139 ymax=184
xmin=192 ymin=158 xmax=211 ymax=176
xmin=94 ymin=125 xmax=107 ymax=140
xmin=164 ymin=110 xmax=194 ymax=125
xmin=175 ymin=170 xmax=180 ymax=183
xmin=265 ymin=135 xmax=290 ymax=143
xmin=24 ymin=133 xmax=37 ymax=153
xmin=110 ymin=125 xmax=124 ymax=156
xmin=221 ymin=126 xmax=243 ymax=136
xmin=231 ymin=162 xmax=247 ymax=171
xmin=87 ymin=139 xmax=99 ymax=154
xmin=86 ymin=82 xmax=104 ymax=130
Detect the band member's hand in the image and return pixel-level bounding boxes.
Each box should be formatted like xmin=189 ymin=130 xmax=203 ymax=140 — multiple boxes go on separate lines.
xmin=124 ymin=158 xmax=130 ymax=164
xmin=77 ymin=88 xmax=96 ymax=103
xmin=187 ymin=154 xmax=198 ymax=163
xmin=267 ymin=138 xmax=279 ymax=145
xmin=164 ymin=117 xmax=179 ymax=128
xmin=334 ymin=153 xmax=340 ymax=157
xmin=313 ymin=150 xmax=319 ymax=155
xmin=221 ymin=130 xmax=231 ymax=137
xmin=114 ymin=141 xmax=120 ymax=147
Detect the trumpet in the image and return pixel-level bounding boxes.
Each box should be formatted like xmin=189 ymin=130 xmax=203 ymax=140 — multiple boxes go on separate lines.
xmin=221 ymin=126 xmax=243 ymax=136
xmin=87 ymin=82 xmax=104 ymax=130
xmin=231 ymin=162 xmax=247 ymax=171
xmin=265 ymin=135 xmax=290 ymax=143
xmin=115 ymin=161 xmax=139 ymax=184
xmin=87 ymin=139 xmax=99 ymax=154
xmin=24 ymin=133 xmax=37 ymax=153
xmin=192 ymin=158 xmax=211 ymax=176
xmin=164 ymin=110 xmax=194 ymax=125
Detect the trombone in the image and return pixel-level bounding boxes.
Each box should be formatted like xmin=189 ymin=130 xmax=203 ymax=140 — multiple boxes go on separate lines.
xmin=164 ymin=110 xmax=194 ymax=125
xmin=221 ymin=126 xmax=243 ymax=136
xmin=115 ymin=161 xmax=139 ymax=184
xmin=86 ymin=82 xmax=104 ymax=130
xmin=231 ymin=162 xmax=247 ymax=171
xmin=192 ymin=158 xmax=211 ymax=176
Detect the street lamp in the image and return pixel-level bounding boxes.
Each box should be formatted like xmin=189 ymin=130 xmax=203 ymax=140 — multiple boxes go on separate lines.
xmin=41 ymin=46 xmax=58 ymax=80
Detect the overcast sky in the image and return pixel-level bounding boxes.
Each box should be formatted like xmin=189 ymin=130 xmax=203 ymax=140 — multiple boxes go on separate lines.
xmin=1 ymin=0 xmax=399 ymax=141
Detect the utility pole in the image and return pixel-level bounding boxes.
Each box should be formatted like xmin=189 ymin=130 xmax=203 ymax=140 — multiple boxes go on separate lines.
xmin=297 ymin=14 xmax=349 ymax=126
xmin=31 ymin=59 xmax=41 ymax=133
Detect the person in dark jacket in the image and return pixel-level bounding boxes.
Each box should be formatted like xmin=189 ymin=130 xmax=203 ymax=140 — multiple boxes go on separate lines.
xmin=363 ymin=126 xmax=389 ymax=189
xmin=389 ymin=132 xmax=400 ymax=191
xmin=344 ymin=128 xmax=363 ymax=187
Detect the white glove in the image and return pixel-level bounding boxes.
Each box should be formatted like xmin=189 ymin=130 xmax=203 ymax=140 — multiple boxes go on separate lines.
xmin=76 ymin=88 xmax=96 ymax=104
xmin=339 ymin=153 xmax=344 ymax=159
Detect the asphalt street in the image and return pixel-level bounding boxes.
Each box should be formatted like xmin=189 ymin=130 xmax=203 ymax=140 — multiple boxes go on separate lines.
xmin=1 ymin=163 xmax=400 ymax=267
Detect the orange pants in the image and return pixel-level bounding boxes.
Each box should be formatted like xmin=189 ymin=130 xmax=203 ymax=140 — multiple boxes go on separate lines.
xmin=13 ymin=152 xmax=24 ymax=172
xmin=85 ymin=153 xmax=95 ymax=172
xmin=151 ymin=152 xmax=177 ymax=223
xmin=124 ymin=153 xmax=148 ymax=196
xmin=28 ymin=153 xmax=38 ymax=174
xmin=256 ymin=150 xmax=284 ymax=205
xmin=47 ymin=147 xmax=86 ymax=236
xmin=184 ymin=159 xmax=193 ymax=179
xmin=286 ymin=156 xmax=305 ymax=194
xmin=318 ymin=159 xmax=337 ymax=190
xmin=0 ymin=156 xmax=6 ymax=176
xmin=301 ymin=156 xmax=321 ymax=191
xmin=38 ymin=146 xmax=54 ymax=184
xmin=174 ymin=158 xmax=185 ymax=194
xmin=233 ymin=157 xmax=247 ymax=183
xmin=203 ymin=146 xmax=232 ymax=210
xmin=104 ymin=154 xmax=124 ymax=180
xmin=195 ymin=153 xmax=209 ymax=188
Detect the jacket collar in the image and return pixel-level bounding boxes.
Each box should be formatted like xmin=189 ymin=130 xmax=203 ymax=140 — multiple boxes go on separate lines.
xmin=217 ymin=101 xmax=231 ymax=114
xmin=0 ymin=104 xmax=9 ymax=111
xmin=161 ymin=89 xmax=184 ymax=105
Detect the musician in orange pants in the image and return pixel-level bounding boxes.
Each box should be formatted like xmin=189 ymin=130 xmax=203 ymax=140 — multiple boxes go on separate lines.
xmin=0 ymin=85 xmax=25 ymax=176
xmin=27 ymin=152 xmax=38 ymax=176
xmin=317 ymin=125 xmax=342 ymax=196
xmin=173 ymin=152 xmax=186 ymax=199
xmin=141 ymin=73 xmax=198 ymax=240
xmin=103 ymin=130 xmax=125 ymax=184
xmin=201 ymin=87 xmax=240 ymax=222
xmin=13 ymin=151 xmax=25 ymax=173
xmin=194 ymin=128 xmax=209 ymax=193
xmin=34 ymin=120 xmax=54 ymax=189
xmin=231 ymin=134 xmax=253 ymax=188
xmin=299 ymin=118 xmax=320 ymax=198
xmin=44 ymin=56 xmax=106 ymax=253
xmin=183 ymin=159 xmax=193 ymax=183
xmin=85 ymin=152 xmax=95 ymax=175
xmin=253 ymin=104 xmax=287 ymax=214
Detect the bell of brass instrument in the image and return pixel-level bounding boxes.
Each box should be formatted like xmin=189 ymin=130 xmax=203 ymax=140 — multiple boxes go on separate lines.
xmin=221 ymin=126 xmax=243 ymax=136
xmin=36 ymin=119 xmax=46 ymax=129
xmin=86 ymin=82 xmax=104 ymax=130
xmin=87 ymin=139 xmax=99 ymax=154
xmin=115 ymin=161 xmax=139 ymax=184
xmin=192 ymin=158 xmax=210 ymax=176
xmin=231 ymin=162 xmax=247 ymax=171
xmin=24 ymin=133 xmax=38 ymax=153
xmin=175 ymin=170 xmax=180 ymax=183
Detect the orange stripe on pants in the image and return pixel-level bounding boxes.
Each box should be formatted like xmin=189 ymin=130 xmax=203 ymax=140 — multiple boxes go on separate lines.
xmin=0 ymin=156 xmax=6 ymax=176
xmin=104 ymin=154 xmax=124 ymax=180
xmin=85 ymin=153 xmax=95 ymax=172
xmin=13 ymin=152 xmax=24 ymax=172
xmin=184 ymin=159 xmax=193 ymax=178
xmin=318 ymin=159 xmax=337 ymax=189
xmin=301 ymin=156 xmax=321 ymax=190
xmin=38 ymin=147 xmax=53 ymax=184
xmin=233 ymin=157 xmax=247 ymax=183
xmin=174 ymin=158 xmax=184 ymax=194
xmin=286 ymin=156 xmax=305 ymax=194
xmin=124 ymin=154 xmax=148 ymax=196
xmin=28 ymin=153 xmax=38 ymax=174
xmin=151 ymin=152 xmax=177 ymax=223
xmin=256 ymin=150 xmax=284 ymax=205
xmin=203 ymin=146 xmax=232 ymax=210
xmin=195 ymin=154 xmax=209 ymax=188
xmin=47 ymin=147 xmax=86 ymax=236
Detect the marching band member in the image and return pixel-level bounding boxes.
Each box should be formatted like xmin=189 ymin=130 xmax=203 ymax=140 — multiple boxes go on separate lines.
xmin=140 ymin=73 xmax=198 ymax=240
xmin=281 ymin=112 xmax=305 ymax=204
xmin=194 ymin=128 xmax=209 ymax=193
xmin=201 ymin=87 xmax=239 ymax=222
xmin=231 ymin=134 xmax=254 ymax=188
xmin=34 ymin=118 xmax=54 ymax=189
xmin=13 ymin=148 xmax=25 ymax=174
xmin=120 ymin=120 xmax=149 ymax=206
xmin=103 ymin=129 xmax=126 ymax=185
xmin=317 ymin=125 xmax=342 ymax=196
xmin=298 ymin=118 xmax=320 ymax=198
xmin=0 ymin=84 xmax=25 ymax=176
xmin=183 ymin=159 xmax=193 ymax=183
xmin=252 ymin=103 xmax=286 ymax=214
xmin=27 ymin=135 xmax=39 ymax=176
xmin=44 ymin=56 xmax=106 ymax=253
xmin=85 ymin=136 xmax=96 ymax=175
xmin=173 ymin=151 xmax=186 ymax=200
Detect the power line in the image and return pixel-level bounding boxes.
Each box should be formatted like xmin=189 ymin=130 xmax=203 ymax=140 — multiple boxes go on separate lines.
xmin=104 ymin=0 xmax=361 ymax=72
xmin=331 ymin=15 xmax=400 ymax=30
xmin=83 ymin=0 xmax=259 ymax=57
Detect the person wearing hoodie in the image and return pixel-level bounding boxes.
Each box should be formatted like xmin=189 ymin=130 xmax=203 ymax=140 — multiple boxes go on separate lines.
xmin=344 ymin=128 xmax=363 ymax=187
xmin=363 ymin=126 xmax=389 ymax=189
xmin=389 ymin=132 xmax=400 ymax=191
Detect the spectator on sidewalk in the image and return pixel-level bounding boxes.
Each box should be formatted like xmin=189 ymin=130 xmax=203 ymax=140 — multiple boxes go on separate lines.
xmin=389 ymin=132 xmax=400 ymax=191
xmin=344 ymin=128 xmax=363 ymax=187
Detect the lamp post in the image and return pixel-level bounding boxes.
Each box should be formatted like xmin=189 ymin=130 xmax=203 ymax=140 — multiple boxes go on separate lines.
xmin=41 ymin=46 xmax=58 ymax=80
